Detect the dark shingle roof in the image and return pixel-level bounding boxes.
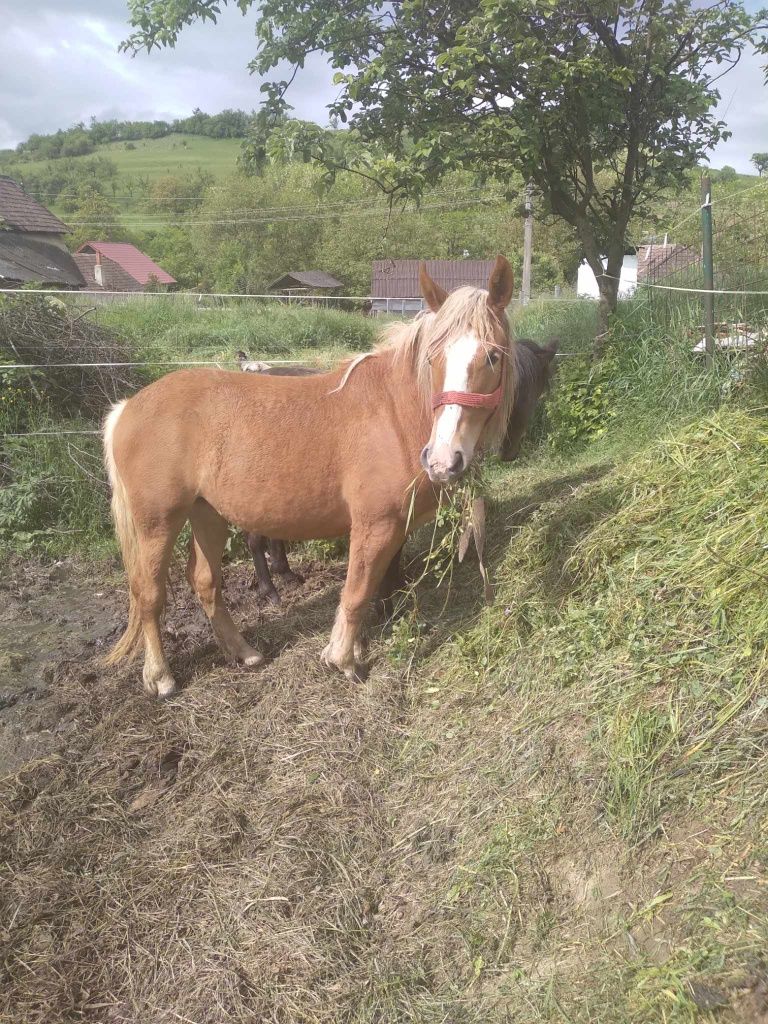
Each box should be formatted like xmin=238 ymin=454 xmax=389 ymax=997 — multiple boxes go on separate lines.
xmin=371 ymin=259 xmax=497 ymax=298
xmin=268 ymin=270 xmax=344 ymax=291
xmin=0 ymin=231 xmax=84 ymax=286
xmin=0 ymin=176 xmax=69 ymax=234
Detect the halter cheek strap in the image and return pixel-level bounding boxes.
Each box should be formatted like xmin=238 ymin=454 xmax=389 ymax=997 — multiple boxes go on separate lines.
xmin=431 ymin=383 xmax=503 ymax=410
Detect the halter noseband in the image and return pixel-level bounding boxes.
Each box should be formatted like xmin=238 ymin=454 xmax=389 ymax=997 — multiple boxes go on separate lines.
xmin=431 ymin=383 xmax=503 ymax=410
xmin=431 ymin=348 xmax=506 ymax=412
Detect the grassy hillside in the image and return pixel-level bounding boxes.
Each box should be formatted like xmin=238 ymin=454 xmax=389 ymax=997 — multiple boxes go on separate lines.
xmin=0 ymin=134 xmax=241 ymax=191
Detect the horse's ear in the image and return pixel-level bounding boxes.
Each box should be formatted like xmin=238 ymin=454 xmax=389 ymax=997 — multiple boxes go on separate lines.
xmin=540 ymin=338 xmax=560 ymax=364
xmin=487 ymin=255 xmax=514 ymax=310
xmin=419 ymin=262 xmax=449 ymax=312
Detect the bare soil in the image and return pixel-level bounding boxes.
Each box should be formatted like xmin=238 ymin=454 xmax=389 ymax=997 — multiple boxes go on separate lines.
xmin=0 ymin=555 xmax=345 ymax=779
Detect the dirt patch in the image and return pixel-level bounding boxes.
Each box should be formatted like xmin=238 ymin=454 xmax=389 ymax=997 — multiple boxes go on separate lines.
xmin=0 ymin=555 xmax=343 ymax=779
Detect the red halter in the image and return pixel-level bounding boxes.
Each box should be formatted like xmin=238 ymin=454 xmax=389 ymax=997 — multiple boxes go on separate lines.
xmin=431 ymin=349 xmax=505 ymax=411
xmin=431 ymin=383 xmax=503 ymax=410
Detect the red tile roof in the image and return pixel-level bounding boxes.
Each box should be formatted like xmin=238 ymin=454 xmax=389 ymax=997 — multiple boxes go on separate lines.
xmin=76 ymin=241 xmax=176 ymax=287
xmin=72 ymin=252 xmax=144 ymax=292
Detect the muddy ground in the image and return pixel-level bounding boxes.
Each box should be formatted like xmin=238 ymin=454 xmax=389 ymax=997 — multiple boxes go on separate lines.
xmin=0 ymin=554 xmax=346 ymax=778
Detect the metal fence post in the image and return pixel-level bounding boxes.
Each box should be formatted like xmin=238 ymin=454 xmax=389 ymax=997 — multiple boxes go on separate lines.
xmin=701 ymin=175 xmax=715 ymax=368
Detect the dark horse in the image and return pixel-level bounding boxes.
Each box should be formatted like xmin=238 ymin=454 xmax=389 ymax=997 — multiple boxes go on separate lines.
xmin=239 ymin=337 xmax=558 ymax=606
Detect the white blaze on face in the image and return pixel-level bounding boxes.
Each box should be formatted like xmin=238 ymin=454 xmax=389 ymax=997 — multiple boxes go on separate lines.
xmin=434 ymin=332 xmax=481 ymax=448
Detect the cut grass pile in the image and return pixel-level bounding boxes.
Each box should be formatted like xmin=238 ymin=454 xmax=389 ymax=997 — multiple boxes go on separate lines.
xmin=2 ymin=407 xmax=768 ymax=1022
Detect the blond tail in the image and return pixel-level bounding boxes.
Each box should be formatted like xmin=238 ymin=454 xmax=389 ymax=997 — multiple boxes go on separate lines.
xmin=103 ymin=400 xmax=143 ymax=665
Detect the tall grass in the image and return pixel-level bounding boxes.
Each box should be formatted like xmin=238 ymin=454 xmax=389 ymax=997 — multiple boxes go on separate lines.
xmin=96 ymin=299 xmax=377 ymax=363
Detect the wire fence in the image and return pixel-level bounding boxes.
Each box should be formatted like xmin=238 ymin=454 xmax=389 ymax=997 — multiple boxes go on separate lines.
xmin=639 ymin=176 xmax=768 ymax=353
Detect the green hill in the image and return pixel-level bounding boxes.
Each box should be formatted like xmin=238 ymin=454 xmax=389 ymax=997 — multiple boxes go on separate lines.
xmin=0 ymin=133 xmax=242 ymax=223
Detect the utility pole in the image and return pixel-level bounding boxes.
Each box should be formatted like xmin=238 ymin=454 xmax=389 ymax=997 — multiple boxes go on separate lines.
xmin=521 ymin=181 xmax=533 ymax=306
xmin=700 ymin=175 xmax=715 ymax=369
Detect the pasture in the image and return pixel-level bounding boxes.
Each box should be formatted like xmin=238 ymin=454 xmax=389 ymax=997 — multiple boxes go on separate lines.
xmin=0 ymin=133 xmax=242 ymax=193
xmin=2 ymin=294 xmax=768 ymax=1022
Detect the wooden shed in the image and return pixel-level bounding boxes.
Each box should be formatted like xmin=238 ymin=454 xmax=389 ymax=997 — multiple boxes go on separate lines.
xmin=370 ymin=259 xmax=497 ymax=315
xmin=267 ymin=270 xmax=343 ymax=295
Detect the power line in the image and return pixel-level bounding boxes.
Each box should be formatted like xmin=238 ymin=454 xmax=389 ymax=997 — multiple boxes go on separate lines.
xmin=23 ymin=182 xmax=501 ymax=206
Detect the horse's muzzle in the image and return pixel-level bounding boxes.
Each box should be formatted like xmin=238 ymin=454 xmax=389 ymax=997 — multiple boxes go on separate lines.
xmin=421 ymin=444 xmax=465 ymax=485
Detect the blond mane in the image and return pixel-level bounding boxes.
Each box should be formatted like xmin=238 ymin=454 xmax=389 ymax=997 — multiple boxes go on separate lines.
xmin=346 ymin=287 xmax=516 ymax=451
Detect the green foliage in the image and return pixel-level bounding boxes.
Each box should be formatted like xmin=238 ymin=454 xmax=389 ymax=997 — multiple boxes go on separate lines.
xmin=716 ymin=164 xmax=737 ymax=181
xmin=751 ymin=151 xmax=768 ymax=176
xmin=546 ymin=354 xmax=619 ymax=450
xmin=62 ymin=187 xmax=133 ymax=249
xmin=123 ymin=0 xmax=764 ymax=323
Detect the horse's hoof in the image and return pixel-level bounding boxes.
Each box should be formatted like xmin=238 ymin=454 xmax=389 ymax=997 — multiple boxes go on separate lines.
xmin=281 ymin=571 xmax=305 ymax=586
xmin=144 ymin=672 xmax=178 ymax=699
xmin=242 ymin=652 xmax=265 ymax=670
xmin=320 ymin=645 xmax=362 ymax=682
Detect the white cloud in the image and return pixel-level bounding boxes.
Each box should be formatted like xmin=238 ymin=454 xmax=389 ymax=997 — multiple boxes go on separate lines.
xmin=0 ymin=0 xmax=766 ymax=174
xmin=0 ymin=2 xmax=337 ymax=149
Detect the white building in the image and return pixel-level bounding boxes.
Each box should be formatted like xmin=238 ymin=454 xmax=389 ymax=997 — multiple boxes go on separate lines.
xmin=576 ymin=254 xmax=638 ymax=299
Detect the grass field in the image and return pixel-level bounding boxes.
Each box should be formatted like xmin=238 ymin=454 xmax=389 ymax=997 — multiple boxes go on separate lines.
xmin=0 ymin=134 xmax=241 ymax=189
xmin=0 ymin=133 xmax=243 ymax=227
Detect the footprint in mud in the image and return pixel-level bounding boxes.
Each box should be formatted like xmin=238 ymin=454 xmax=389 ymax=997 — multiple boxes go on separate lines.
xmin=127 ymin=743 xmax=189 ymax=813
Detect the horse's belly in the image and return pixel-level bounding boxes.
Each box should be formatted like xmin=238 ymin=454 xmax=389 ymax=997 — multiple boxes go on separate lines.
xmin=203 ymin=483 xmax=350 ymax=541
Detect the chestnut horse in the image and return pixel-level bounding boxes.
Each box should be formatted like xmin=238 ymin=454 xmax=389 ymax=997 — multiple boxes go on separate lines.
xmin=244 ymin=337 xmax=559 ymax=605
xmin=103 ymin=257 xmax=515 ymax=697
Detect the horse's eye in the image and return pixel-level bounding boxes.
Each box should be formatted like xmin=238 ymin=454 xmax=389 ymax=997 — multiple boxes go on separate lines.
xmin=488 ymin=350 xmax=501 ymax=367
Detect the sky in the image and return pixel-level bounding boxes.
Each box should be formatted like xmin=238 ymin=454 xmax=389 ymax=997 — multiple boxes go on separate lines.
xmin=1 ymin=0 xmax=767 ymax=173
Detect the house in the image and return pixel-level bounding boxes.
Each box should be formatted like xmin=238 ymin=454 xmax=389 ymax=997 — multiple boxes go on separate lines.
xmin=73 ymin=242 xmax=176 ymax=292
xmin=267 ymin=270 xmax=343 ymax=295
xmin=371 ymin=259 xmax=497 ymax=315
xmin=576 ymin=242 xmax=700 ymax=300
xmin=576 ymin=255 xmax=638 ymax=299
xmin=0 ymin=175 xmax=84 ymax=288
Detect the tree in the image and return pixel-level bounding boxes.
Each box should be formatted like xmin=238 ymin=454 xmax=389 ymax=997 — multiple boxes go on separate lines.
xmin=718 ymin=165 xmax=738 ymax=181
xmin=61 ymin=188 xmax=131 ymax=250
xmin=752 ymin=152 xmax=768 ymax=176
xmin=124 ymin=0 xmax=767 ymax=352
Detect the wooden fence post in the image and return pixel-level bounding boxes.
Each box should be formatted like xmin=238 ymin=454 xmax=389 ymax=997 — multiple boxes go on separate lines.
xmin=521 ymin=181 xmax=533 ymax=306
xmin=701 ymin=175 xmax=715 ymax=368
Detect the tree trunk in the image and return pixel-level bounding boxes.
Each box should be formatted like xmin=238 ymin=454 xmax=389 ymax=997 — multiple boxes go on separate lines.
xmin=591 ymin=242 xmax=623 ymax=361
xmin=572 ymin=213 xmax=625 ymax=360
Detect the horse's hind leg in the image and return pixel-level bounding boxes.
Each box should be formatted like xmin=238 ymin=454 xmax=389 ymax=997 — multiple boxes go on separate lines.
xmin=269 ymin=539 xmax=304 ymax=585
xmin=189 ymin=503 xmax=264 ymax=668
xmin=245 ymin=531 xmax=281 ymax=606
xmin=134 ymin=521 xmax=185 ymax=698
xmin=321 ymin=517 xmax=404 ymax=681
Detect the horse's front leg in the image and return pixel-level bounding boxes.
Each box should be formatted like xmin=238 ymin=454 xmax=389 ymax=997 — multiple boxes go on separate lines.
xmin=321 ymin=518 xmax=405 ymax=681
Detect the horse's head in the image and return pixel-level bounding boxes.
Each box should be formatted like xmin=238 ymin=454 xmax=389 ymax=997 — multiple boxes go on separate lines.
xmin=419 ymin=255 xmax=514 ymax=485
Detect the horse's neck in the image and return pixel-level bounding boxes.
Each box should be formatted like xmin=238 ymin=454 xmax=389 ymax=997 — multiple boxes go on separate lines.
xmin=376 ymin=348 xmax=431 ymax=442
